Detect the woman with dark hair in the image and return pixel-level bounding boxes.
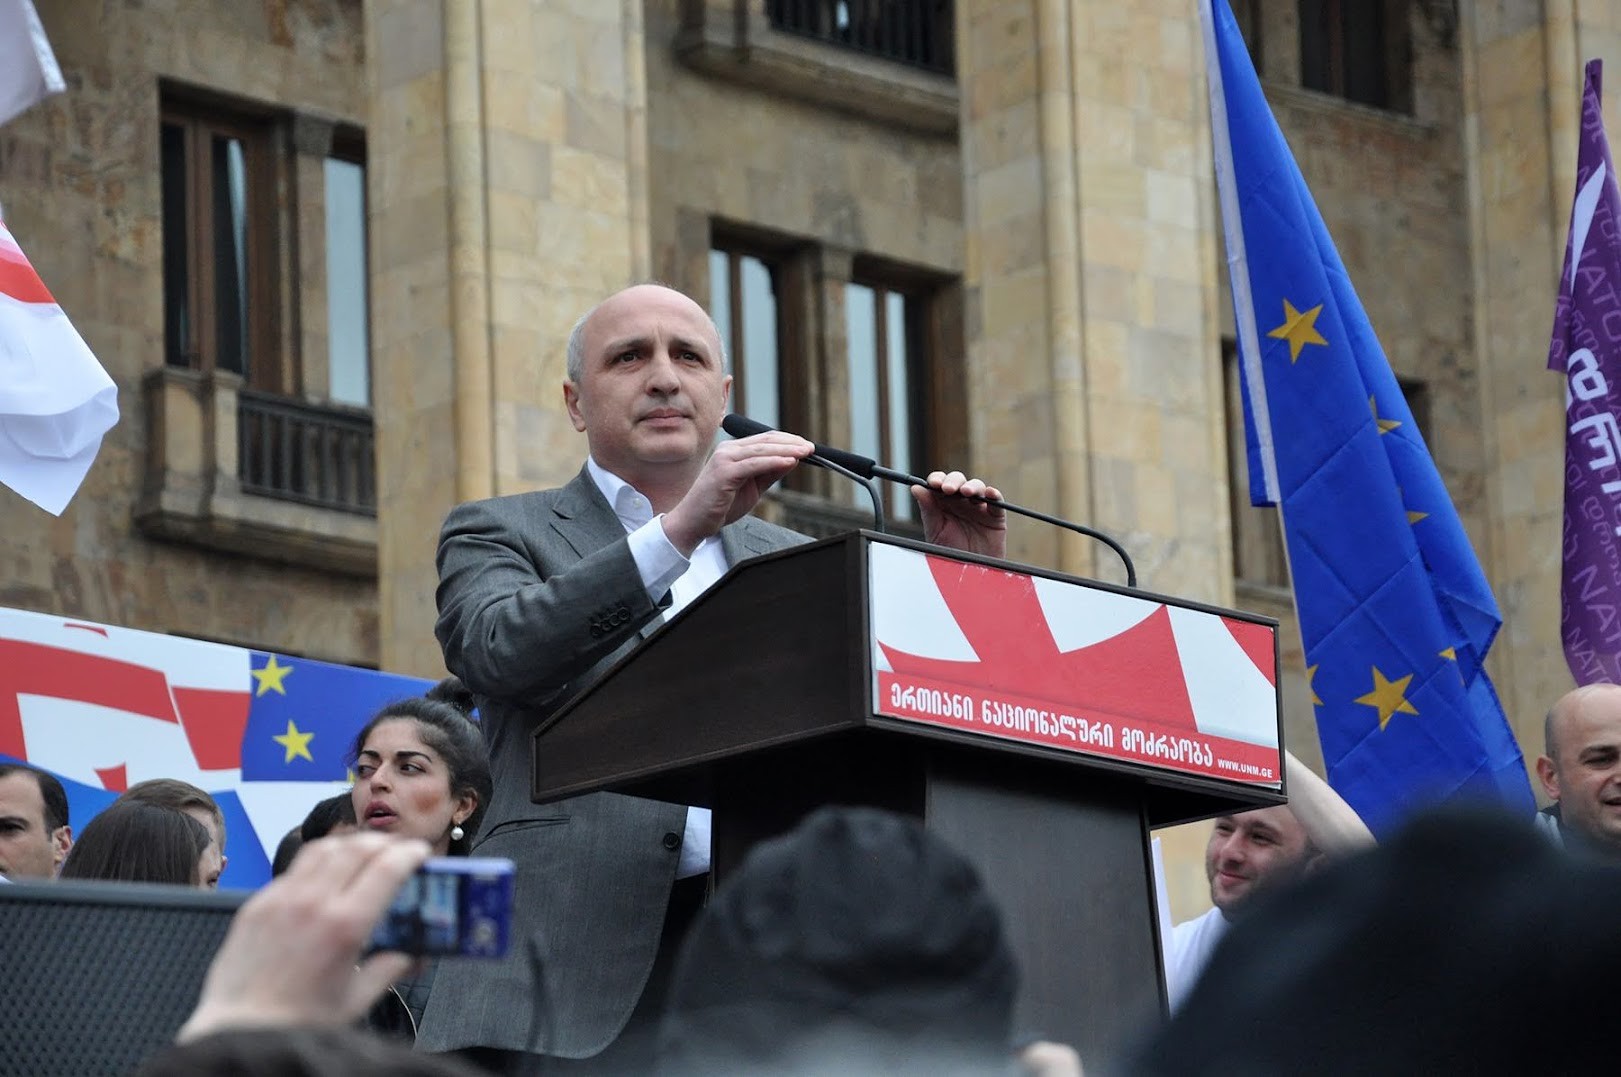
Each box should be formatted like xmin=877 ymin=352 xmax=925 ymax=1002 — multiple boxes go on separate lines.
xmin=352 ymin=678 xmax=492 ymax=1042
xmin=349 ymin=678 xmax=491 ymax=858
xmin=59 ymin=800 xmax=212 ymax=887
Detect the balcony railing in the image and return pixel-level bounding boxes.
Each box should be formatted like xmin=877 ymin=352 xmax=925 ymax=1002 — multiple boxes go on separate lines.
xmin=238 ymin=389 xmax=376 ymax=516
xmin=766 ymin=0 xmax=954 ymax=76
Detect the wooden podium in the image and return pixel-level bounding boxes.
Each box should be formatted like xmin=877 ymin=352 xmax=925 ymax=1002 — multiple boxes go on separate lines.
xmin=531 ymin=533 xmax=1284 ymax=1068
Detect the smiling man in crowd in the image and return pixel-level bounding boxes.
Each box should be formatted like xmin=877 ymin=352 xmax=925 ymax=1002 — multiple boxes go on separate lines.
xmin=1164 ymin=750 xmax=1372 ymax=1010
xmin=1536 ymin=683 xmax=1621 ymax=862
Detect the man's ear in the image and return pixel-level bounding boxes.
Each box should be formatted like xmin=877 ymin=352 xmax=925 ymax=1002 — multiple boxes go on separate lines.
xmin=1536 ymin=755 xmax=1561 ymax=802
xmin=51 ymin=826 xmax=73 ymax=869
xmin=563 ymin=381 xmax=586 ymax=432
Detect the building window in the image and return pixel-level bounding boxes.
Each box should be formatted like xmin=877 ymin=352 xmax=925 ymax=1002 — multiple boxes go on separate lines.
xmin=706 ymin=229 xmax=952 ymax=536
xmin=152 ymin=90 xmax=377 ymax=525
xmin=324 ymin=136 xmax=370 ymax=408
xmin=708 ymin=245 xmax=786 ymax=431
xmin=1226 ymin=342 xmax=1429 ymax=587
xmin=1297 ymin=0 xmax=1412 ymax=112
xmin=845 ymin=279 xmax=924 ymax=520
xmin=1233 ymin=0 xmax=1262 ymax=61
xmin=160 ymin=105 xmax=280 ymax=388
xmin=766 ymin=0 xmax=955 ymax=76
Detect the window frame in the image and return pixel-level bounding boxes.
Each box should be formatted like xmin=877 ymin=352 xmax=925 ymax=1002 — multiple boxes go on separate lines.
xmin=708 ymin=236 xmax=799 ymax=430
xmin=160 ymin=98 xmax=284 ymax=391
xmin=844 ymin=271 xmax=932 ymax=519
xmin=322 ymin=126 xmax=372 ymax=408
xmin=1296 ymin=0 xmax=1413 ymax=113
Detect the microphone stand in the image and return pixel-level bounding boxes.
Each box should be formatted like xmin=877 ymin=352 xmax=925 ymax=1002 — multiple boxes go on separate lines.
xmin=867 ymin=464 xmax=1137 ymax=589
xmin=805 ymin=454 xmax=887 ymax=535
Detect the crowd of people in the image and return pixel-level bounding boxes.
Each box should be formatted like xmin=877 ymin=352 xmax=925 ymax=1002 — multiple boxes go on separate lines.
xmin=3 ymin=282 xmax=1620 ymax=1075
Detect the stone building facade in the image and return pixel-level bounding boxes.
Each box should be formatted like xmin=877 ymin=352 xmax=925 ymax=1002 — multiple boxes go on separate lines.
xmin=0 ymin=0 xmax=1604 ymax=913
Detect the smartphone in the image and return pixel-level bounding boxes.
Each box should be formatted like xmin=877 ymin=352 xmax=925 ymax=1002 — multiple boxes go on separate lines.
xmin=369 ymin=856 xmax=516 ymax=958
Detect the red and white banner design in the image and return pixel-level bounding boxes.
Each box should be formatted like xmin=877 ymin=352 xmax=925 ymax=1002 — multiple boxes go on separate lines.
xmin=870 ymin=544 xmax=1282 ymax=786
xmin=0 ymin=219 xmax=119 ymax=514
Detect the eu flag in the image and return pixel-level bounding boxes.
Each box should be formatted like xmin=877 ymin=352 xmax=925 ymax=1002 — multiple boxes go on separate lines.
xmin=240 ymin=652 xmax=435 ymax=781
xmin=1201 ymin=0 xmax=1533 ymax=831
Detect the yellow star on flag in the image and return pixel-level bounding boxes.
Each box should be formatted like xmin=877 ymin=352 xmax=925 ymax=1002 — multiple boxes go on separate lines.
xmin=1354 ymin=666 xmax=1419 ymax=731
xmin=1267 ymin=299 xmax=1329 ymax=362
xmin=1439 ymin=647 xmax=1456 ymax=661
xmin=1306 ymin=664 xmax=1322 ymax=707
xmin=252 ymin=655 xmax=293 ymax=697
xmin=1396 ymin=486 xmax=1428 ymax=526
xmin=272 ymin=719 xmax=315 ymax=764
xmin=1369 ymin=394 xmax=1401 ymax=434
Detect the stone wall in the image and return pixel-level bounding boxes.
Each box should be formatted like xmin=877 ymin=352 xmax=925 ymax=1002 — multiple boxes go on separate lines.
xmin=0 ymin=0 xmax=376 ymax=664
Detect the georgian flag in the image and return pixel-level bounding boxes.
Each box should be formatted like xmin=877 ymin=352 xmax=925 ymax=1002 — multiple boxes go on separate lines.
xmin=0 ymin=219 xmax=119 ymax=514
xmin=0 ymin=0 xmax=63 ymax=128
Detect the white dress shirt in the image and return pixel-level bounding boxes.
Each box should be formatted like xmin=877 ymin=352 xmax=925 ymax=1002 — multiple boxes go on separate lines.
xmin=584 ymin=457 xmax=725 ymax=879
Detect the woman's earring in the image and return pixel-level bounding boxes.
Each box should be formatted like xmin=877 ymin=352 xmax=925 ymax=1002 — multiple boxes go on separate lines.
xmin=450 ymin=824 xmax=465 ymax=842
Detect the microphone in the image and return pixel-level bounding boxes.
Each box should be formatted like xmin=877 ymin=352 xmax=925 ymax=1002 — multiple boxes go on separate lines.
xmin=721 ymin=414 xmax=1138 ymax=587
xmin=722 ymin=414 xmax=887 ymax=535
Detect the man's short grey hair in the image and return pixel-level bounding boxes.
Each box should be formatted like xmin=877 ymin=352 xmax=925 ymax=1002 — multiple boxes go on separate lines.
xmin=564 ymin=282 xmax=727 ymax=385
xmin=565 ymin=306 xmax=592 ymax=385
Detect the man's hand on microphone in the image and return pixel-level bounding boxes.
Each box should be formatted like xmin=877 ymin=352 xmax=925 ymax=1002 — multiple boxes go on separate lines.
xmin=915 ymin=471 xmax=1007 ymax=559
xmin=662 ymin=432 xmax=814 ymax=556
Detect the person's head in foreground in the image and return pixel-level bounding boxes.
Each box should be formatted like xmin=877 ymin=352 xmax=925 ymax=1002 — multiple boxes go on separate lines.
xmin=350 ymin=679 xmax=490 ymax=857
xmin=657 ymin=806 xmax=1020 ymax=1076
xmin=119 ymin=778 xmax=229 ymax=888
xmin=1136 ymin=806 xmax=1619 ymax=1076
xmin=59 ymin=800 xmax=212 ymax=887
xmin=0 ymin=762 xmax=72 ymax=879
xmin=1539 ymin=682 xmax=1621 ymax=860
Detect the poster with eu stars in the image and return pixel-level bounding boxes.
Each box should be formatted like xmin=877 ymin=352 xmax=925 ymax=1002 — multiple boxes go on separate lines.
xmin=1198 ymin=0 xmax=1533 ymax=832
xmin=1 ymin=604 xmax=435 ymax=888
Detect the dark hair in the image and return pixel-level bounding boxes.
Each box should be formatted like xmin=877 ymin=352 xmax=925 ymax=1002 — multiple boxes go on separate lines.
xmin=119 ymin=778 xmax=225 ymax=848
xmin=300 ymin=793 xmax=358 ymax=843
xmin=59 ymin=801 xmax=211 ymax=886
xmin=349 ymin=678 xmax=491 ymax=855
xmin=270 ymin=826 xmax=304 ymax=877
xmin=659 ymin=807 xmax=1018 ymax=1075
xmin=0 ymin=762 xmax=69 ymax=833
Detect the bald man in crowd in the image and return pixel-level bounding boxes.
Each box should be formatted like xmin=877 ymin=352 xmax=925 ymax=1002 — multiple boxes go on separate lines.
xmin=1164 ymin=749 xmax=1373 ymax=1010
xmin=1536 ymin=683 xmax=1621 ymax=862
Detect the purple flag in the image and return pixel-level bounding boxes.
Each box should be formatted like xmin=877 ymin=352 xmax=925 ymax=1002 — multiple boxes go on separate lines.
xmin=1549 ymin=60 xmax=1621 ymax=685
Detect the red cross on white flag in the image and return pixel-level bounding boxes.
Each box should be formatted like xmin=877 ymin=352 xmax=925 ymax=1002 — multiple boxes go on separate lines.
xmin=0 ymin=220 xmax=119 ymax=514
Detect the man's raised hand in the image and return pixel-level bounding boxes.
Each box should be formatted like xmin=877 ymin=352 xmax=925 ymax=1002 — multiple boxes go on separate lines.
xmin=915 ymin=470 xmax=1008 ymax=559
xmin=661 ymin=432 xmax=813 ymax=555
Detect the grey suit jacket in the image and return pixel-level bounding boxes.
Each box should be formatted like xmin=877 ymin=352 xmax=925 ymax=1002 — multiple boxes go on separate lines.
xmin=416 ymin=467 xmax=805 ymax=1059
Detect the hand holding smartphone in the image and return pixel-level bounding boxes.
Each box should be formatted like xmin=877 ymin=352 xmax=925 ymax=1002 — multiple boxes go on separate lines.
xmin=369 ymin=856 xmax=516 ymax=958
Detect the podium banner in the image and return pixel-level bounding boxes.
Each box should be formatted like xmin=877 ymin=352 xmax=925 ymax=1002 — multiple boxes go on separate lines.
xmin=868 ymin=544 xmax=1282 ymax=787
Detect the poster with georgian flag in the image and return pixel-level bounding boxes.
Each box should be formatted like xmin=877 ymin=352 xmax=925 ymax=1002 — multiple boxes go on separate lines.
xmin=869 ymin=543 xmax=1283 ymax=787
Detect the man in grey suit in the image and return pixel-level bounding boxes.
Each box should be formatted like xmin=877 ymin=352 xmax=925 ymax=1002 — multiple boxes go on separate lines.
xmin=418 ymin=283 xmax=1006 ymax=1070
